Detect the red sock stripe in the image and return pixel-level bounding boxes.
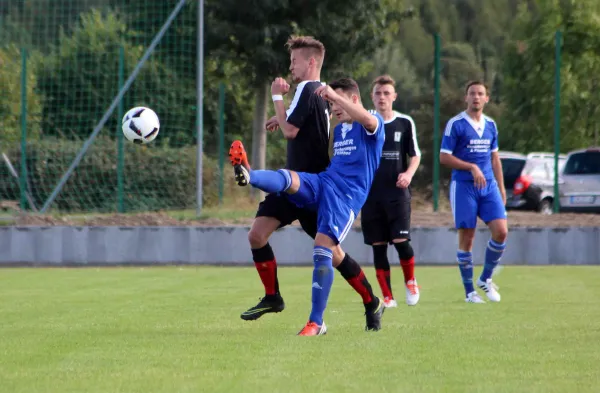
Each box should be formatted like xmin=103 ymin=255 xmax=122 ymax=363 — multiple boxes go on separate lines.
xmin=348 ymin=270 xmax=373 ymax=304
xmin=254 ymin=259 xmax=277 ymax=295
xmin=400 ymin=256 xmax=415 ymax=283
xmin=375 ymin=269 xmax=393 ymax=299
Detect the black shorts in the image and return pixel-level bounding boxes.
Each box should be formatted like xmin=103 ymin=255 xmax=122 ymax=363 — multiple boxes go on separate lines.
xmin=360 ymin=198 xmax=411 ymax=245
xmin=255 ymin=193 xmax=318 ymax=239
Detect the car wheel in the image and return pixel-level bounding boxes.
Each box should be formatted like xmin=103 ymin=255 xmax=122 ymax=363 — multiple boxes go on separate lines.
xmin=538 ymin=199 xmax=553 ymax=215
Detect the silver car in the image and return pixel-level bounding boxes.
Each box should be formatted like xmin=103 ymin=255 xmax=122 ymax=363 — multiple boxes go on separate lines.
xmin=559 ymin=148 xmax=600 ymax=213
xmin=501 ymin=151 xmax=566 ymax=214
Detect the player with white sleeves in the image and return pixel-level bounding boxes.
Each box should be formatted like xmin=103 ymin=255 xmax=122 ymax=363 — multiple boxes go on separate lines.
xmin=440 ymin=81 xmax=508 ymax=303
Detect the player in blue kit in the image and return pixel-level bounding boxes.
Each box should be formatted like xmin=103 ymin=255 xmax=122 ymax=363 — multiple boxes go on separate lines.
xmin=440 ymin=81 xmax=508 ymax=304
xmin=229 ymin=78 xmax=386 ymax=335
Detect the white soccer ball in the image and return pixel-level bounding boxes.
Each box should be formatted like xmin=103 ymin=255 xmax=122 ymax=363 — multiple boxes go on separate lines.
xmin=122 ymin=106 xmax=160 ymax=144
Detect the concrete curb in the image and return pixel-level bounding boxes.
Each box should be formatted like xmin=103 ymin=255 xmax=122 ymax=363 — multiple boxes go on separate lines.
xmin=1 ymin=226 xmax=598 ymax=265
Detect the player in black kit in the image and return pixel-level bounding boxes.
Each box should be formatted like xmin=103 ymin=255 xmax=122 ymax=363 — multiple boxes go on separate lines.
xmin=361 ymin=75 xmax=422 ymax=308
xmin=235 ymin=36 xmax=382 ymax=331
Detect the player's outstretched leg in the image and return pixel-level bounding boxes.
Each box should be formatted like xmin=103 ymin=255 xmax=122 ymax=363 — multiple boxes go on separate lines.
xmin=394 ymin=241 xmax=420 ymax=306
xmin=229 ymin=140 xmax=293 ymax=193
xmin=229 ymin=140 xmax=251 ymax=185
xmin=297 ymin=245 xmax=333 ymax=336
xmin=335 ymin=253 xmax=385 ymax=331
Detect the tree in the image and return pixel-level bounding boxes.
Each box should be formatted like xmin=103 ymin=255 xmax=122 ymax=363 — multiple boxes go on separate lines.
xmin=0 ymin=45 xmax=42 ymax=145
xmin=502 ymin=0 xmax=600 ymax=153
xmin=206 ymin=0 xmax=402 ymax=198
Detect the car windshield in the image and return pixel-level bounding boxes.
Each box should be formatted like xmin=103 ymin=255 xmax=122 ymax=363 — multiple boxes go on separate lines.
xmin=563 ymin=152 xmax=600 ymax=175
xmin=501 ymin=158 xmax=526 ymax=188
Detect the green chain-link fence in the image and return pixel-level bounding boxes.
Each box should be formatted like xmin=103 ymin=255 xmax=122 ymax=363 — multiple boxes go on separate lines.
xmin=0 ymin=0 xmax=204 ymax=215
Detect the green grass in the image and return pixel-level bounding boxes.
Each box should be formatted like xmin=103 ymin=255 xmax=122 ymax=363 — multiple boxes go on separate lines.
xmin=1 ymin=266 xmax=599 ymax=393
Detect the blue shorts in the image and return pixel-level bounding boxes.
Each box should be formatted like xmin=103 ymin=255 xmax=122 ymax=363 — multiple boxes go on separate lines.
xmin=449 ymin=180 xmax=507 ymax=229
xmin=286 ymin=172 xmax=356 ymax=244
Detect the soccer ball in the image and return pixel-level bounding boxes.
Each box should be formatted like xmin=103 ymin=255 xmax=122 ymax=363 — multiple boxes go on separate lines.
xmin=122 ymin=106 xmax=160 ymax=144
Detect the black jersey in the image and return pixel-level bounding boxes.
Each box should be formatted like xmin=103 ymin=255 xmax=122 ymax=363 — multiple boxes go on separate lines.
xmin=284 ymin=80 xmax=331 ymax=174
xmin=367 ymin=111 xmax=421 ymax=201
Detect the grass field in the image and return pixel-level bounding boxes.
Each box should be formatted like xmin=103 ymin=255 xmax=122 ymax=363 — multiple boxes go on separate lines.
xmin=1 ymin=266 xmax=599 ymax=393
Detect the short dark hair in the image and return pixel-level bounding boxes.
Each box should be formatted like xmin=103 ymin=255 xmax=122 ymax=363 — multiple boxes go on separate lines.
xmin=329 ymin=78 xmax=360 ymax=96
xmin=285 ymin=35 xmax=325 ymax=66
xmin=372 ymin=74 xmax=396 ymax=88
xmin=465 ymin=80 xmax=489 ymax=95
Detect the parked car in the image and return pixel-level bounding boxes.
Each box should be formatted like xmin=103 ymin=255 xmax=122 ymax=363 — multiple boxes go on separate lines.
xmin=500 ymin=151 xmax=566 ymax=214
xmin=558 ymin=147 xmax=600 ymax=213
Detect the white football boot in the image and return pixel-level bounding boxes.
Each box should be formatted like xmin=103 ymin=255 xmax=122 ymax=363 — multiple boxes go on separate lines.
xmin=465 ymin=291 xmax=486 ymax=303
xmin=405 ymin=279 xmax=420 ymax=306
xmin=383 ymin=297 xmax=398 ymax=308
xmin=476 ymin=278 xmax=501 ymax=302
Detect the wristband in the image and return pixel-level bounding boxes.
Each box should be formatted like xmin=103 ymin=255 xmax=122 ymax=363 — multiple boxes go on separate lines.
xmin=272 ymin=94 xmax=283 ymax=102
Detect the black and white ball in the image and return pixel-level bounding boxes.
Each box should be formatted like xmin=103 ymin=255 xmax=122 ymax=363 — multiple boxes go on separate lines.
xmin=122 ymin=107 xmax=160 ymax=144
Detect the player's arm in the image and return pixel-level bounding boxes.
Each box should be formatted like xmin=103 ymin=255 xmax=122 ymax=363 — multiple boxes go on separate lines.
xmin=404 ymin=117 xmax=421 ymax=176
xmin=439 ymin=121 xmax=472 ymax=170
xmin=397 ymin=118 xmax=421 ymax=188
xmin=316 ymin=85 xmax=378 ymax=132
xmin=439 ymin=153 xmax=476 ymax=171
xmin=271 ymin=78 xmax=300 ymax=139
xmin=440 ymin=120 xmax=486 ymax=188
xmin=406 ymin=156 xmax=421 ymax=176
xmin=490 ymin=126 xmax=506 ymax=203
xmin=491 ymin=151 xmax=506 ymax=202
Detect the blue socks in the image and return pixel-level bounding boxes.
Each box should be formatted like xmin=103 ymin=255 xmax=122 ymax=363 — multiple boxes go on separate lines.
xmin=249 ymin=169 xmax=291 ymax=194
xmin=457 ymin=240 xmax=506 ymax=296
xmin=480 ymin=239 xmax=506 ymax=281
xmin=457 ymin=250 xmax=474 ymax=296
xmin=309 ymin=246 xmax=334 ymax=326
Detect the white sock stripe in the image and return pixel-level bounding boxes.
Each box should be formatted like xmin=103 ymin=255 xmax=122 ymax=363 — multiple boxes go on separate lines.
xmin=313 ymin=249 xmax=333 ymax=258
xmin=278 ymin=169 xmax=292 ymax=190
xmin=489 ymin=239 xmax=506 ymax=247
xmin=487 ymin=244 xmax=504 ymax=253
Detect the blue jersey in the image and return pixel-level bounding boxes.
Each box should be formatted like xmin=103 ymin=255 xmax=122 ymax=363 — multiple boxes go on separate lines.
xmin=441 ymin=111 xmax=499 ymax=181
xmin=320 ymin=113 xmax=385 ymax=214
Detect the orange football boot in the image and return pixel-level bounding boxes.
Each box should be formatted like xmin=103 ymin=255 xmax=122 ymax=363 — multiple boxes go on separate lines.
xmin=297 ymin=321 xmax=327 ymax=336
xmin=228 ymin=140 xmax=251 ymax=186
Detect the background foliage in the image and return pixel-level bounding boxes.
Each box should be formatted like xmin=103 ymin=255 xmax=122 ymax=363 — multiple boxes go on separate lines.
xmin=1 ymin=0 xmax=599 ymax=212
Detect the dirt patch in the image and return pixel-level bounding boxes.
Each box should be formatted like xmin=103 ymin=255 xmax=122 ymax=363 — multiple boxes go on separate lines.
xmin=9 ymin=208 xmax=600 ymax=228
xmin=408 ymin=210 xmax=600 ymax=228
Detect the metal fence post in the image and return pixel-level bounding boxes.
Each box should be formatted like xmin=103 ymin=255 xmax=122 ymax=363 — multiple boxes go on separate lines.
xmin=117 ymin=45 xmax=125 ymax=213
xmin=218 ymin=82 xmax=225 ymax=205
xmin=20 ymin=48 xmax=28 ymax=211
xmin=433 ymin=34 xmax=441 ymax=212
xmin=196 ymin=0 xmax=205 ymax=216
xmin=553 ymin=30 xmax=562 ymax=214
